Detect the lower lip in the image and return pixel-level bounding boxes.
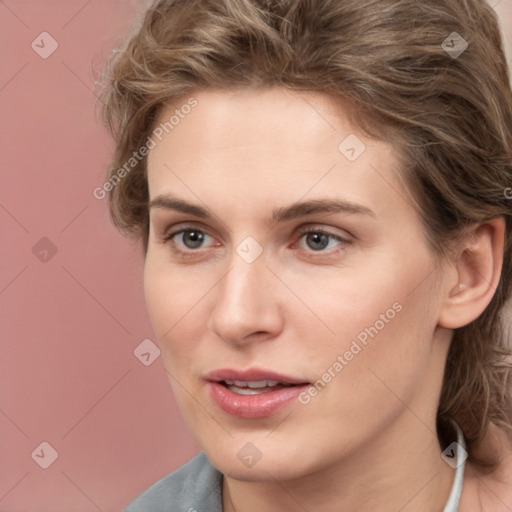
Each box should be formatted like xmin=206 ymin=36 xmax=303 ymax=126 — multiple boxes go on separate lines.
xmin=208 ymin=382 xmax=308 ymax=419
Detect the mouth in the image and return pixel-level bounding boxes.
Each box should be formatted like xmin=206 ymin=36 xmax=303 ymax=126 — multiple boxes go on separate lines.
xmin=204 ymin=369 xmax=310 ymax=419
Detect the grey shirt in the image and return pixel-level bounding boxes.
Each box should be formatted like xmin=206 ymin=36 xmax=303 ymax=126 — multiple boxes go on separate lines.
xmin=125 ymin=453 xmax=223 ymax=512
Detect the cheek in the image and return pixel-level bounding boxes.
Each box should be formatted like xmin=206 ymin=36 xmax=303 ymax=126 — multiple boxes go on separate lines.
xmin=143 ymin=258 xmax=216 ymax=437
xmin=326 ymin=284 xmax=440 ymax=424
xmin=307 ymin=252 xmax=440 ymax=386
xmin=143 ymin=255 xmax=204 ymax=363
xmin=299 ymin=257 xmax=432 ymax=352
xmin=144 ymin=246 xmax=205 ymax=326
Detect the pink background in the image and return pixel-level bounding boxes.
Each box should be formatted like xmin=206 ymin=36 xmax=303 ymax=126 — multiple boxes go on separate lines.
xmin=1 ymin=1 xmax=511 ymax=511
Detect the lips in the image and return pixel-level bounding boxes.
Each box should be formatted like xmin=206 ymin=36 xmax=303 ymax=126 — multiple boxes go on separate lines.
xmin=205 ymin=368 xmax=310 ymax=419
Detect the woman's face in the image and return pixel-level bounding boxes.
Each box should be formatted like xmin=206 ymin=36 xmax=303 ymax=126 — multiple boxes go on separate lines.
xmin=144 ymin=87 xmax=452 ymax=480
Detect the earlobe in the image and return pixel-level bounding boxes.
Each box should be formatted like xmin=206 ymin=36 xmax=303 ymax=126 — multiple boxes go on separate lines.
xmin=439 ymin=217 xmax=505 ymax=330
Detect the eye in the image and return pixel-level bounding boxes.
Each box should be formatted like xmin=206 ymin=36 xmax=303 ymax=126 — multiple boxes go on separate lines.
xmin=294 ymin=227 xmax=350 ymax=253
xmin=163 ymin=226 xmax=217 ymax=253
xmin=161 ymin=224 xmax=351 ymax=258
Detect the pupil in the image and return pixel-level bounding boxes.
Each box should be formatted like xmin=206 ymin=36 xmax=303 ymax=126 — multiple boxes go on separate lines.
xmin=184 ymin=231 xmax=204 ymax=249
xmin=308 ymin=233 xmax=328 ymax=250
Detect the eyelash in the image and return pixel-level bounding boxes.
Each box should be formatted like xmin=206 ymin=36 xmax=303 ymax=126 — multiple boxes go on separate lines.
xmin=162 ymin=224 xmax=351 ymax=259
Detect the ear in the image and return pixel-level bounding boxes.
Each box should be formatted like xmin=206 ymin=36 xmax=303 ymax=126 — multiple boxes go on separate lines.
xmin=438 ymin=217 xmax=505 ymax=329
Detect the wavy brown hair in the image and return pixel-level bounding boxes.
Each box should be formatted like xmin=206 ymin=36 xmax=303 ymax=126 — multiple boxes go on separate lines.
xmin=99 ymin=0 xmax=512 ymax=470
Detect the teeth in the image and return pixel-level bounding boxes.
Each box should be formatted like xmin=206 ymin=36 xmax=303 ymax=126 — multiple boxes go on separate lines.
xmin=249 ymin=380 xmax=278 ymax=388
xmin=226 ymin=380 xmax=281 ymax=388
xmin=223 ymin=380 xmax=293 ymax=395
xmin=227 ymin=386 xmax=270 ymax=395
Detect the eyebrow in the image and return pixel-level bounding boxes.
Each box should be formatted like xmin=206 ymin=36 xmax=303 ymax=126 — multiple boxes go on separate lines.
xmin=149 ymin=195 xmax=376 ymax=223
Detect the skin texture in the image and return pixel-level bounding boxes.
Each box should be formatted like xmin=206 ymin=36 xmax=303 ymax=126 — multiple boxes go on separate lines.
xmin=143 ymin=87 xmax=509 ymax=511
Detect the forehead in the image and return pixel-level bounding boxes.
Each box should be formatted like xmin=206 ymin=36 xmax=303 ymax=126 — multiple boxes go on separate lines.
xmin=146 ymin=87 xmax=408 ymax=223
xmin=150 ymin=88 xmax=376 ymax=157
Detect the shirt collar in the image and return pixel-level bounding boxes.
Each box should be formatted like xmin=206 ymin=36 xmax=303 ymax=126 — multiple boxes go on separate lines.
xmin=442 ymin=418 xmax=467 ymax=512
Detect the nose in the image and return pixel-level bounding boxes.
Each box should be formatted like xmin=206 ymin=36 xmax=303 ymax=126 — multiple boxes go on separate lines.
xmin=207 ymin=250 xmax=284 ymax=347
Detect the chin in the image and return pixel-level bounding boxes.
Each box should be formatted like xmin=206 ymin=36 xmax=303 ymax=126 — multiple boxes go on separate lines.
xmin=202 ymin=441 xmax=317 ymax=482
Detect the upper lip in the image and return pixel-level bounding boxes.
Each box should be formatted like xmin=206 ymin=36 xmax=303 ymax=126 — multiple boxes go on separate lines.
xmin=205 ymin=368 xmax=309 ymax=385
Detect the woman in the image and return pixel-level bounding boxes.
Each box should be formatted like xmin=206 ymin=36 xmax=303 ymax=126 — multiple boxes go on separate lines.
xmin=100 ymin=0 xmax=512 ymax=510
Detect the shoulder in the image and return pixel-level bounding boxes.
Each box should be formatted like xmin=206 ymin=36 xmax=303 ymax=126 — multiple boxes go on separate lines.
xmin=124 ymin=452 xmax=223 ymax=512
